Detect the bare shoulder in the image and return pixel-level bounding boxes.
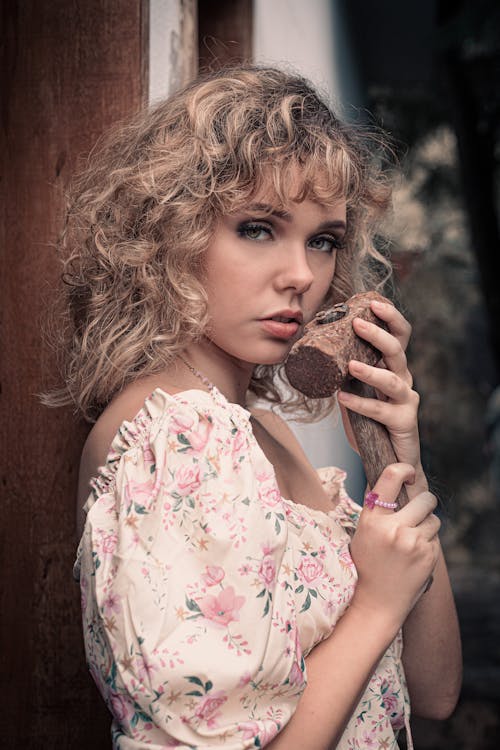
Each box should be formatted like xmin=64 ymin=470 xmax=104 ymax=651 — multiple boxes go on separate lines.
xmin=77 ymin=375 xmax=184 ymax=531
xmin=82 ymin=375 xmax=186 ymax=467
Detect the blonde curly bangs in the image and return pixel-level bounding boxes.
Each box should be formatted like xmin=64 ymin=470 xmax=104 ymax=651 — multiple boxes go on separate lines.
xmin=45 ymin=65 xmax=394 ymax=422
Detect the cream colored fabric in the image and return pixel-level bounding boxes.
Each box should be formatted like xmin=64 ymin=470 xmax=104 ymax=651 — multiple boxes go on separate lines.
xmin=74 ymin=387 xmax=412 ymax=749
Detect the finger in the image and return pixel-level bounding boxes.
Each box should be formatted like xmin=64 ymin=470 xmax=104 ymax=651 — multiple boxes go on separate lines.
xmin=396 ymin=491 xmax=438 ymax=527
xmin=337 ymin=388 xmax=415 ymax=430
xmin=347 ymin=360 xmax=415 ymax=404
xmin=352 ymin=317 xmax=410 ymax=380
xmin=417 ymin=513 xmax=441 ymax=540
xmin=370 ymin=298 xmax=412 ymax=352
xmin=362 ymin=463 xmax=416 ymax=515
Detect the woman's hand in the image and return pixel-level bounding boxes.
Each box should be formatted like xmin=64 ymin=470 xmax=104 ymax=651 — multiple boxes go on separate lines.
xmin=349 ymin=463 xmax=441 ymax=628
xmin=337 ymin=298 xmax=424 ymax=478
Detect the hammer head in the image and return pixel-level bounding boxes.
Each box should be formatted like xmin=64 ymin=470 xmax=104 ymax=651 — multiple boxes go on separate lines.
xmin=285 ymin=291 xmax=390 ymax=398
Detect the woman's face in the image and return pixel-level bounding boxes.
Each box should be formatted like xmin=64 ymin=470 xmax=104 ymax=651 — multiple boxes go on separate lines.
xmin=203 ymin=186 xmax=347 ymax=368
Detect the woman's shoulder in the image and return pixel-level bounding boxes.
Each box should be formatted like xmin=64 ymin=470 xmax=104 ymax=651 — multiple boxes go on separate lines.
xmin=77 ymin=376 xmax=200 ymax=530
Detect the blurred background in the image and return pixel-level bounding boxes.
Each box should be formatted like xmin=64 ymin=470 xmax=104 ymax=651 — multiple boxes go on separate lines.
xmin=1 ymin=1 xmax=499 ymax=747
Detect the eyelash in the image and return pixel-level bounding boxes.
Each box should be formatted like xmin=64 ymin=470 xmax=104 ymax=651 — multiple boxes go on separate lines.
xmin=237 ymin=222 xmax=272 ymax=241
xmin=237 ymin=221 xmax=345 ymax=253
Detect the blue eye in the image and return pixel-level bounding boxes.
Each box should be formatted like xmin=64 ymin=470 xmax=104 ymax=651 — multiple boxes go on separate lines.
xmin=308 ymin=235 xmax=345 ymax=253
xmin=237 ymin=222 xmax=272 ymax=241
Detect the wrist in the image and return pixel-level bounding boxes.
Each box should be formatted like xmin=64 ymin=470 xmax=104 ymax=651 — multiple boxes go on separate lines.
xmin=347 ymin=591 xmax=402 ymax=645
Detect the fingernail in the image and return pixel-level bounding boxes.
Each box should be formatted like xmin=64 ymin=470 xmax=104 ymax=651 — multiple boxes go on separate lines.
xmin=354 ymin=317 xmax=367 ymax=329
xmin=371 ymin=300 xmax=386 ymax=309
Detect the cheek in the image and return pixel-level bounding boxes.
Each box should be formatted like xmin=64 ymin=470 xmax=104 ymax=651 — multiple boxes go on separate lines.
xmin=312 ymin=256 xmax=336 ymax=300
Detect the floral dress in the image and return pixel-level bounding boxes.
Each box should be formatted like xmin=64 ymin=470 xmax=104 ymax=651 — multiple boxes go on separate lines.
xmin=74 ymin=386 xmax=413 ymax=749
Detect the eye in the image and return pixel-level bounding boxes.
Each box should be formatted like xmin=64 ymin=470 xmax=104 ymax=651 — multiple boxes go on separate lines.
xmin=308 ymin=234 xmax=345 ymax=253
xmin=237 ymin=222 xmax=273 ymax=241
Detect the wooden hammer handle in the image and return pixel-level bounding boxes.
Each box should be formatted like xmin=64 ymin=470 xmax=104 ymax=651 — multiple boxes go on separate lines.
xmin=345 ymin=379 xmax=410 ymax=508
xmin=346 ymin=379 xmax=433 ymax=589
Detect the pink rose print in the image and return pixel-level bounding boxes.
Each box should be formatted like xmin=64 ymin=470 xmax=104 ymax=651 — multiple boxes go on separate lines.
xmin=297 ymin=555 xmax=324 ymax=584
xmin=188 ymin=417 xmax=212 ymax=453
xmin=142 ymin=439 xmax=155 ymax=466
xmin=338 ymin=546 xmax=355 ymax=569
xmin=109 ymin=692 xmax=134 ymax=723
xmin=232 ymin=429 xmax=246 ymax=452
xmin=259 ymin=484 xmax=282 ymax=508
xmin=259 ymin=555 xmax=276 ymax=586
xmin=382 ymin=692 xmax=399 ymax=715
xmin=194 ymin=690 xmax=227 ymax=727
xmin=127 ymin=477 xmax=155 ymax=506
xmin=389 ymin=709 xmax=405 ymax=730
xmin=171 ymin=413 xmax=195 ymax=434
xmin=101 ymin=532 xmax=118 ymax=555
xmin=202 ymin=565 xmax=225 ymax=587
xmin=255 ymin=470 xmax=274 ymax=483
xmin=238 ymin=720 xmax=260 ymax=740
xmin=171 ymin=413 xmax=212 ymax=452
xmin=175 ymin=465 xmax=202 ymax=496
xmin=198 ymin=586 xmax=245 ymax=626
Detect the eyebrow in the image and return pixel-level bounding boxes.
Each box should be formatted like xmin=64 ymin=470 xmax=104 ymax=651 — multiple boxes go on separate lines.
xmin=246 ymin=203 xmax=292 ymax=221
xmin=245 ymin=203 xmax=346 ymax=232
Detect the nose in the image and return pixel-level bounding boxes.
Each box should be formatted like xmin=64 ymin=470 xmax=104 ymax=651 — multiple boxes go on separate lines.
xmin=274 ymin=246 xmax=314 ymax=294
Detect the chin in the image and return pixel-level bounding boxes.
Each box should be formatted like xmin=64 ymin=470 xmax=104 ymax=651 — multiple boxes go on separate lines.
xmin=217 ymin=336 xmax=296 ymax=369
xmin=252 ymin=345 xmax=294 ymax=367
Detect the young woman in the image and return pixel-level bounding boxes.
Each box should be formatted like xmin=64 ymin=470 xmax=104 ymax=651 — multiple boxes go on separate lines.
xmin=48 ymin=65 xmax=461 ymax=748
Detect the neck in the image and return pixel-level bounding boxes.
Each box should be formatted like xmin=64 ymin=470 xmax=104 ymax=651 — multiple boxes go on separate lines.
xmin=180 ymin=338 xmax=254 ymax=407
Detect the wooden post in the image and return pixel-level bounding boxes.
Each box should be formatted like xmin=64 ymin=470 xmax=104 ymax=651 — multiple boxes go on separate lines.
xmin=0 ymin=2 xmax=148 ymax=746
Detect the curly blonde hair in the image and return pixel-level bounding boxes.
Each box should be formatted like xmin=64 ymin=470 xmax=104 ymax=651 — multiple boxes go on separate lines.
xmin=44 ymin=65 xmax=394 ymax=422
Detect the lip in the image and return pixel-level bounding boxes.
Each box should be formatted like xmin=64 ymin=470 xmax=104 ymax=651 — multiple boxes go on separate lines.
xmin=260 ymin=319 xmax=301 ymax=340
xmin=261 ymin=309 xmax=304 ymax=325
xmin=259 ymin=309 xmax=303 ymax=340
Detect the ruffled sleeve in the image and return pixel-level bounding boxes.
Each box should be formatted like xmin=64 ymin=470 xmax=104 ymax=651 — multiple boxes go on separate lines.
xmin=76 ymin=389 xmax=307 ymax=749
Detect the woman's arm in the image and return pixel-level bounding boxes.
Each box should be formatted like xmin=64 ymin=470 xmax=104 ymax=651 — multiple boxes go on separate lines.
xmin=337 ymin=299 xmax=462 ymax=718
xmin=401 ymin=541 xmax=462 ymax=718
xmin=268 ymin=463 xmax=442 ymax=749
xmin=268 ymin=599 xmax=400 ymax=749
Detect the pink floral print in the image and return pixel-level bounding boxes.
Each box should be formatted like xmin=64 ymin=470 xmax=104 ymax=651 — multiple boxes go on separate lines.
xmin=194 ymin=690 xmax=227 ymax=725
xmin=297 ymin=554 xmax=324 ymax=584
xmin=173 ymin=464 xmax=202 ymax=496
xmin=74 ymin=387 xmax=412 ymax=749
xmin=202 ymin=565 xmax=225 ymax=586
xmin=198 ymin=586 xmax=246 ymax=627
xmin=259 ymin=555 xmax=276 ymax=586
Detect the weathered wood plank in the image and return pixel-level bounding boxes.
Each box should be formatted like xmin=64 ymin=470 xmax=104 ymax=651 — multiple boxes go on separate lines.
xmin=0 ymin=2 xmax=148 ymax=746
